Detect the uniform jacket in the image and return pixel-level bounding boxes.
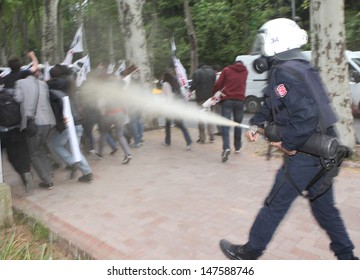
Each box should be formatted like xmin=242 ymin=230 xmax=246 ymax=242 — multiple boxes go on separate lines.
xmin=14 ymin=75 xmax=55 ymax=131
xmin=213 ymin=62 xmax=248 ymax=101
xmin=250 ymin=59 xmax=337 ymax=151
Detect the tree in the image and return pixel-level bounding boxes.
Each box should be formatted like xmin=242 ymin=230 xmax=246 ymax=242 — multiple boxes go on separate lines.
xmin=310 ymin=0 xmax=356 ymax=149
xmin=183 ymin=0 xmax=198 ymax=75
xmin=42 ymin=0 xmax=60 ymax=64
xmin=116 ymin=0 xmax=152 ymax=85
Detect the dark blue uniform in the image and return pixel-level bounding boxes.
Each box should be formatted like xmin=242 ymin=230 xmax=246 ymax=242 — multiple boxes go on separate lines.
xmin=246 ymin=59 xmax=355 ymax=259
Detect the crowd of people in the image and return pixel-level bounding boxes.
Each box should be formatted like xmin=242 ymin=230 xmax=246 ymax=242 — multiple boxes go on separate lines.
xmin=0 ymin=17 xmax=358 ymax=260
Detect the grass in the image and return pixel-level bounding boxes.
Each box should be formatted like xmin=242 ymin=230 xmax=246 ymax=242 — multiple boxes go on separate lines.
xmin=0 ymin=210 xmax=74 ymax=260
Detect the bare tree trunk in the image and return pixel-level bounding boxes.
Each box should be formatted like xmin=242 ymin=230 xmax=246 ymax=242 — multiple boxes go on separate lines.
xmin=42 ymin=0 xmax=60 ymax=64
xmin=183 ymin=0 xmax=198 ymax=75
xmin=108 ymin=23 xmax=115 ymax=65
xmin=310 ymin=0 xmax=356 ymax=149
xmin=147 ymin=0 xmax=158 ymax=78
xmin=116 ymin=0 xmax=152 ymax=85
xmin=58 ymin=3 xmax=64 ymax=61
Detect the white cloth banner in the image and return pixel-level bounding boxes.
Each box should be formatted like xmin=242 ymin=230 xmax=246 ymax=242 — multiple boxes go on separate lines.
xmin=62 ymin=24 xmax=84 ymax=65
xmin=76 ymin=55 xmax=91 ymax=87
xmin=114 ymin=60 xmax=126 ymax=77
xmin=62 ymin=96 xmax=81 ymax=162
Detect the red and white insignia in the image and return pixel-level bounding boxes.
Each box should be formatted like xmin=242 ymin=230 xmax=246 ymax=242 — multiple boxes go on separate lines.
xmin=276 ymin=84 xmax=287 ymax=97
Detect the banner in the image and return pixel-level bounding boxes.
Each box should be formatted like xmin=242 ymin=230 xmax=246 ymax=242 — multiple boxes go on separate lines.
xmin=76 ymin=55 xmax=91 ymax=87
xmin=62 ymin=96 xmax=81 ymax=163
xmin=63 ymin=24 xmax=84 ymax=65
xmin=171 ymin=38 xmax=191 ymax=101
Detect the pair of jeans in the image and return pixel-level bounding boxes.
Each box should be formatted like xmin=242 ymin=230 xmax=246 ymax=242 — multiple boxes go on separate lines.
xmin=99 ymin=113 xmax=131 ymax=156
xmin=53 ymin=125 xmax=92 ymax=175
xmin=245 ymin=153 xmax=355 ymax=259
xmin=130 ymin=113 xmax=144 ymax=145
xmin=165 ymin=119 xmax=192 ymax=146
xmin=221 ymin=99 xmax=244 ymax=151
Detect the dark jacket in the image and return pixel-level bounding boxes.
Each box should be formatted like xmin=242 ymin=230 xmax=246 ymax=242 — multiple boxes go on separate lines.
xmin=250 ymin=59 xmax=337 ymax=151
xmin=47 ymin=77 xmax=82 ymax=132
xmin=189 ymin=65 xmax=216 ymax=101
xmin=213 ymin=62 xmax=248 ymax=101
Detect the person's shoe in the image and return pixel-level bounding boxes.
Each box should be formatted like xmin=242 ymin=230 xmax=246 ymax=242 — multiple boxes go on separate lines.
xmin=21 ymin=172 xmax=35 ymax=193
xmin=70 ymin=163 xmax=79 ymax=179
xmin=78 ymin=173 xmax=93 ymax=182
xmin=222 ymin=149 xmax=231 ymax=162
xmin=122 ymin=155 xmax=132 ymax=164
xmin=130 ymin=143 xmax=142 ymax=148
xmin=52 ymin=163 xmax=61 ymax=169
xmin=110 ymin=148 xmax=117 ymax=156
xmin=196 ymin=139 xmax=205 ymax=144
xmin=214 ymin=132 xmax=222 ymax=136
xmin=219 ymin=239 xmax=258 ymax=260
xmin=209 ymin=138 xmax=215 ymax=143
xmin=162 ymin=141 xmax=170 ymax=146
xmin=39 ymin=182 xmax=54 ymax=190
xmin=235 ymin=149 xmax=241 ymax=154
xmin=90 ymin=150 xmax=103 ymax=159
xmin=185 ymin=144 xmax=192 ymax=151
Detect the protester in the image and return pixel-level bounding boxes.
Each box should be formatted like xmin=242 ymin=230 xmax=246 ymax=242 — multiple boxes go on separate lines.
xmin=0 ymin=51 xmax=38 ymax=193
xmin=219 ymin=18 xmax=358 ymax=260
xmin=161 ymin=72 xmax=192 ymax=150
xmin=213 ymin=58 xmax=248 ymax=163
xmin=14 ymin=65 xmax=56 ymax=190
xmin=189 ymin=63 xmax=216 ymax=144
xmin=47 ymin=64 xmax=94 ymax=182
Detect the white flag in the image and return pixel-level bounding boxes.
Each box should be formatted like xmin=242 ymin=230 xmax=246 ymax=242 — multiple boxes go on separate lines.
xmin=69 ymin=24 xmax=84 ymax=53
xmin=62 ymin=25 xmax=84 ymax=65
xmin=0 ymin=67 xmax=11 ymax=78
xmin=171 ymin=38 xmax=190 ymax=100
xmin=107 ymin=63 xmax=115 ymax=75
xmin=114 ymin=60 xmax=126 ymax=77
xmin=76 ymin=55 xmax=91 ymax=87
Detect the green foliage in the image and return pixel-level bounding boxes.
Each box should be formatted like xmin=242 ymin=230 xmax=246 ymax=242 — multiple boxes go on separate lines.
xmin=345 ymin=11 xmax=360 ymax=51
xmin=0 ymin=0 xmax=359 ymax=78
xmin=0 ymin=213 xmax=52 ymax=260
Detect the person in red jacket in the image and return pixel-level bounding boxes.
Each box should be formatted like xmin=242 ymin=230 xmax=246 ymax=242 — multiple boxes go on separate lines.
xmin=213 ymin=58 xmax=248 ymax=162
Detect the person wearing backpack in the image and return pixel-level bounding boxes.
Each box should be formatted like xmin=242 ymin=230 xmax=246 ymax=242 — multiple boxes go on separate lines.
xmin=14 ymin=66 xmax=56 ymax=190
xmin=0 ymin=51 xmax=38 ymax=193
xmin=219 ymin=18 xmax=357 ymax=260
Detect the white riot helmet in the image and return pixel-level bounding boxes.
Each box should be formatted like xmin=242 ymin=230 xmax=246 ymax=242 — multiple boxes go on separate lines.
xmin=254 ymin=18 xmax=308 ymax=57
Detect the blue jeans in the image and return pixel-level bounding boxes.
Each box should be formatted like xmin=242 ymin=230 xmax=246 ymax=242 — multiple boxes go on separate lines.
xmin=221 ymin=99 xmax=244 ymax=151
xmin=245 ymin=153 xmax=355 ymax=259
xmin=165 ymin=119 xmax=192 ymax=146
xmin=130 ymin=113 xmax=144 ymax=145
xmin=53 ymin=125 xmax=92 ymax=175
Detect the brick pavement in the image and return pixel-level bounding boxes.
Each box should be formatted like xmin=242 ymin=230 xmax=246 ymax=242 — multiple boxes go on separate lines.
xmin=3 ymin=127 xmax=360 ymax=260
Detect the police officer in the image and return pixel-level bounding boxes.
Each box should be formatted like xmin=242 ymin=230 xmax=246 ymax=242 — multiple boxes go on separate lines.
xmin=219 ymin=18 xmax=358 ymax=260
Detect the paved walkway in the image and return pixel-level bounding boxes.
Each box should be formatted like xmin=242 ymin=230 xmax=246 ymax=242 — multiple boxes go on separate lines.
xmin=3 ymin=127 xmax=360 ymax=260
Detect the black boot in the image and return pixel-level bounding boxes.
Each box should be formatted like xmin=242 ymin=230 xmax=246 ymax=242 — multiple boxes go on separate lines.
xmin=219 ymin=239 xmax=258 ymax=260
xmin=20 ymin=172 xmax=35 ymax=194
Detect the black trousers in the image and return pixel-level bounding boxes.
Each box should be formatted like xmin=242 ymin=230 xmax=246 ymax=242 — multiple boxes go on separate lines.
xmin=0 ymin=128 xmax=31 ymax=174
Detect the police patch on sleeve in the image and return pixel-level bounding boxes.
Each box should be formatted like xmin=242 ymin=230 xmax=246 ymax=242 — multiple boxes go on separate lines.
xmin=275 ymin=84 xmax=288 ymax=98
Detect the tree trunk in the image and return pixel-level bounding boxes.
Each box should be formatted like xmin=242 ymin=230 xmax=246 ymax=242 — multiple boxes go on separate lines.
xmin=310 ymin=0 xmax=356 ymax=149
xmin=183 ymin=0 xmax=198 ymax=75
xmin=108 ymin=23 xmax=115 ymax=65
xmin=116 ymin=0 xmax=152 ymax=85
xmin=42 ymin=0 xmax=60 ymax=64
